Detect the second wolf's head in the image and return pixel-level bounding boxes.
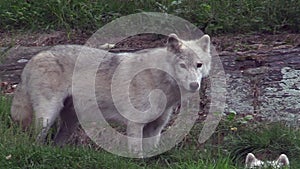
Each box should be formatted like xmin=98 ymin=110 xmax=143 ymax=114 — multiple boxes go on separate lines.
xmin=245 ymin=153 xmax=289 ymax=168
xmin=166 ymin=33 xmax=211 ymax=92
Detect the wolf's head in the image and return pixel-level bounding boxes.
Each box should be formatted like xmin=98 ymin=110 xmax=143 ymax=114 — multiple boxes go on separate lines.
xmin=245 ymin=153 xmax=290 ymax=168
xmin=166 ymin=33 xmax=211 ymax=92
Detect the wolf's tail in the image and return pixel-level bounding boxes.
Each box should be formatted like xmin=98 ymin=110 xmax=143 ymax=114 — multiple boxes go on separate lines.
xmin=11 ymin=83 xmax=33 ymax=129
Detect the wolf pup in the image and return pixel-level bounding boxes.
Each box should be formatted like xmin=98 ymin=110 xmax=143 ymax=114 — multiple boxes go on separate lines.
xmin=11 ymin=33 xmax=211 ymax=155
xmin=245 ymin=153 xmax=289 ymax=168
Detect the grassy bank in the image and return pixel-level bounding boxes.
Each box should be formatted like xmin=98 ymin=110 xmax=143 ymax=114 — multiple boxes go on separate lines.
xmin=0 ymin=0 xmax=299 ymax=34
xmin=0 ymin=95 xmax=299 ymax=168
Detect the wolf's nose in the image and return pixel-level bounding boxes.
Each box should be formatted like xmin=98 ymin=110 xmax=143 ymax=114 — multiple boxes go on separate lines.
xmin=189 ymin=82 xmax=199 ymax=91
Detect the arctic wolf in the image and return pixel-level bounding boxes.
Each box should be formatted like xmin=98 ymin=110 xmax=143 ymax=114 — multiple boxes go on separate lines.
xmin=245 ymin=153 xmax=289 ymax=168
xmin=11 ymin=33 xmax=211 ymax=155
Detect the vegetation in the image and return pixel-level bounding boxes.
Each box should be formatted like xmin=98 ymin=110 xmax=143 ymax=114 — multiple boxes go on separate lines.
xmin=0 ymin=1 xmax=299 ymax=168
xmin=0 ymin=0 xmax=299 ymax=34
xmin=1 ymin=94 xmax=300 ymax=168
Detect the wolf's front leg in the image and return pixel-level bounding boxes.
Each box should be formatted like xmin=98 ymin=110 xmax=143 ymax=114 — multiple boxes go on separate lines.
xmin=54 ymin=99 xmax=78 ymax=146
xmin=126 ymin=121 xmax=144 ymax=157
xmin=142 ymin=107 xmax=173 ymax=153
xmin=33 ymin=96 xmax=64 ymax=143
xmin=142 ymin=120 xmax=163 ymax=153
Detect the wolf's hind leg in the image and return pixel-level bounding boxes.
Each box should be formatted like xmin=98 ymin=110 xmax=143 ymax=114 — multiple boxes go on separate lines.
xmin=11 ymin=84 xmax=33 ymax=130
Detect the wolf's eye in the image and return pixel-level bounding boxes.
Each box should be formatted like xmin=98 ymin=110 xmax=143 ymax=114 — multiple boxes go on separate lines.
xmin=196 ymin=63 xmax=203 ymax=68
xmin=180 ymin=63 xmax=187 ymax=69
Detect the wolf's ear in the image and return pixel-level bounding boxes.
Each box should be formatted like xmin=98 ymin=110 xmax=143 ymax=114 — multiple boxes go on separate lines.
xmin=276 ymin=154 xmax=289 ymax=166
xmin=167 ymin=33 xmax=182 ymax=53
xmin=198 ymin=34 xmax=210 ymax=53
xmin=245 ymin=153 xmax=257 ymax=167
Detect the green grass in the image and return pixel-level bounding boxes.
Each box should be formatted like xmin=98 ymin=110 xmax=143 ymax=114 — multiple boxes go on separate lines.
xmin=1 ymin=94 xmax=300 ymax=168
xmin=0 ymin=0 xmax=299 ymax=34
xmin=225 ymin=123 xmax=300 ymax=168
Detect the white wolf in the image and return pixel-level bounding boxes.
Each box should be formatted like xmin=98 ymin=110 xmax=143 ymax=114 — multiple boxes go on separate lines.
xmin=245 ymin=153 xmax=290 ymax=168
xmin=11 ymin=33 xmax=211 ymax=155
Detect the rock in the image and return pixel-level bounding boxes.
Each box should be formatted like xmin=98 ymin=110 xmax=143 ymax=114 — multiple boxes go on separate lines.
xmin=17 ymin=58 xmax=29 ymax=63
xmin=0 ymin=46 xmax=51 ymax=83
xmin=220 ymin=47 xmax=300 ymax=123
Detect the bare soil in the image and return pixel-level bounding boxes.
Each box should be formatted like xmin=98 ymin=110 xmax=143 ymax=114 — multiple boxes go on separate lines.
xmin=1 ymin=30 xmax=299 ymax=51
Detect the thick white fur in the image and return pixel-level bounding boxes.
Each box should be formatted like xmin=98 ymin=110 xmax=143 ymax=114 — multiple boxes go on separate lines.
xmin=245 ymin=153 xmax=289 ymax=168
xmin=11 ymin=34 xmax=212 ymax=156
